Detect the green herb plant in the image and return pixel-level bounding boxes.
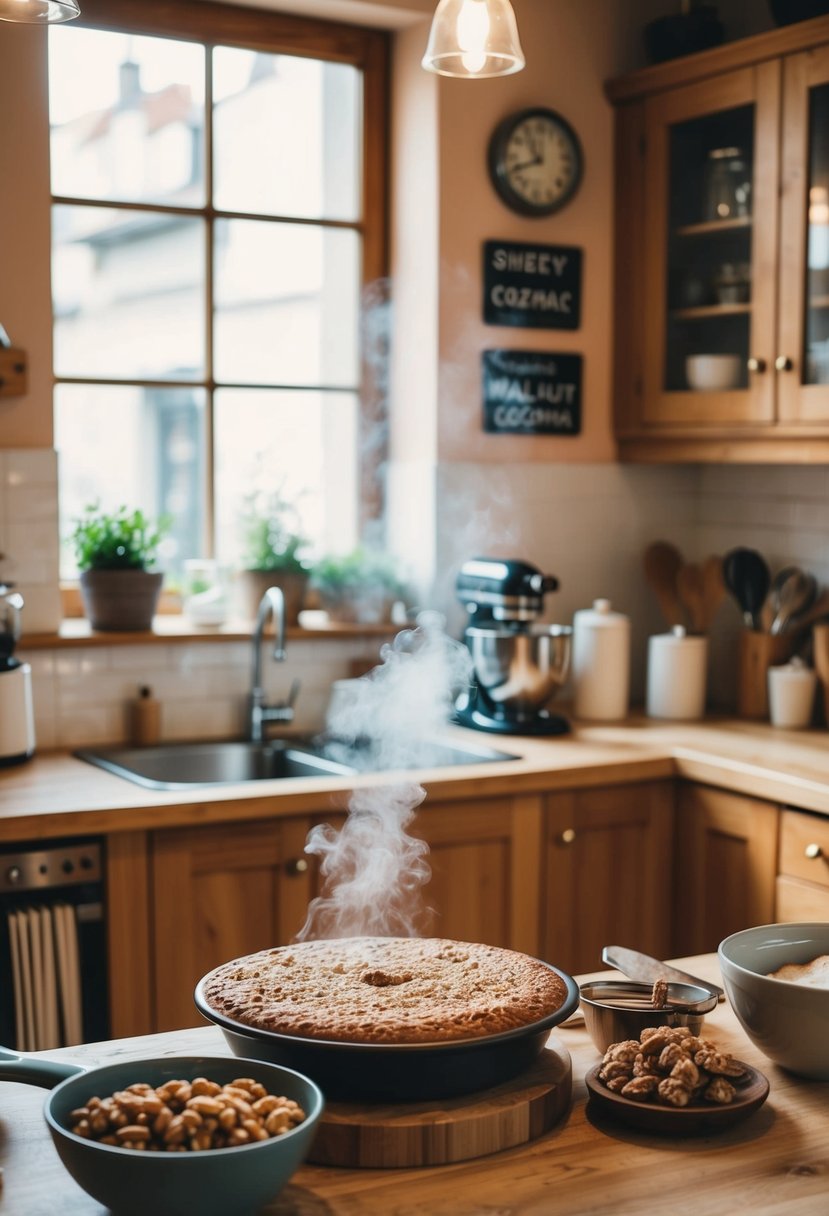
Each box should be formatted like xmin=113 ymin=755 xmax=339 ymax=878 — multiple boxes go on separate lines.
xmin=71 ymin=503 xmax=169 ymax=571
xmin=311 ymin=547 xmax=404 ymax=598
xmin=241 ymin=488 xmax=308 ymax=574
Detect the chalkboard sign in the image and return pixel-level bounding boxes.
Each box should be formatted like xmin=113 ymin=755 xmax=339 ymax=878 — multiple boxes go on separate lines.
xmin=483 ymin=240 xmax=582 ymax=330
xmin=482 ymin=349 xmax=582 ymax=436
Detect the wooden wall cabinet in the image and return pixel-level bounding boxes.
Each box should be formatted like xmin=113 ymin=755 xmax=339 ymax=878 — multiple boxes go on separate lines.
xmin=673 ymin=784 xmax=778 ymax=955
xmin=609 ymin=18 xmax=829 ymax=461
xmin=542 ymin=782 xmax=674 ymax=976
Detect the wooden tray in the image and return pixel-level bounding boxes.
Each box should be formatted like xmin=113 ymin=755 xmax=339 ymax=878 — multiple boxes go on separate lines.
xmin=308 ymin=1040 xmax=571 ymax=1168
xmin=585 ymin=1060 xmax=769 ymax=1135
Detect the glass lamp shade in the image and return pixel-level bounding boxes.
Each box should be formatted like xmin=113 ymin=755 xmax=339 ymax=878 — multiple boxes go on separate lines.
xmin=0 ymin=0 xmax=79 ymax=21
xmin=422 ymin=0 xmax=525 ymax=78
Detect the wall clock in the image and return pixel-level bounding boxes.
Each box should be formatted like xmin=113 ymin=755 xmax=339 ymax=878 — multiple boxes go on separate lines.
xmin=488 ymin=107 xmax=583 ymax=218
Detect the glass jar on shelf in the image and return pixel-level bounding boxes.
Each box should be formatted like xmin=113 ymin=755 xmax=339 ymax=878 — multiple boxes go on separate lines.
xmin=704 ymin=146 xmax=752 ymax=221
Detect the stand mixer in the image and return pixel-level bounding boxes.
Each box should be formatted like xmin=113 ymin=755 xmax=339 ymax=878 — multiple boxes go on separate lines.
xmin=0 ymin=583 xmax=35 ymax=765
xmin=453 ymin=558 xmax=572 ymax=736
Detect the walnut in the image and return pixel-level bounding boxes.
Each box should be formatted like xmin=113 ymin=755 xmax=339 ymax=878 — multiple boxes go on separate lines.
xmin=694 ymin=1049 xmax=746 ymax=1077
xmin=651 ymin=979 xmax=669 ymax=1008
xmin=657 ymin=1077 xmax=692 ymax=1108
xmin=632 ymin=1052 xmax=661 ymax=1078
xmin=605 ymin=1075 xmax=629 ymax=1093
xmin=599 ymin=1059 xmax=633 ymax=1083
xmin=670 ymin=1058 xmax=701 ymax=1090
xmin=703 ymin=1077 xmax=736 ymax=1105
xmin=657 ymin=1042 xmax=688 ymax=1072
xmin=602 ymin=1040 xmax=641 ymax=1065
xmin=621 ymin=1076 xmax=660 ymax=1102
xmin=639 ymin=1028 xmax=674 ymax=1055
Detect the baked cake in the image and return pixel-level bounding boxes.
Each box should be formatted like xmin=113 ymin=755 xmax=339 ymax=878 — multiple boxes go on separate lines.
xmin=201 ymin=937 xmax=568 ymax=1044
xmin=768 ymin=953 xmax=829 ymax=989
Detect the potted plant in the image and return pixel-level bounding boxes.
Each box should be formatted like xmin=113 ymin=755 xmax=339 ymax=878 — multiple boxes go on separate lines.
xmin=71 ymin=503 xmax=169 ymax=632
xmin=310 ymin=547 xmax=405 ymax=624
xmin=237 ymin=489 xmax=310 ymax=625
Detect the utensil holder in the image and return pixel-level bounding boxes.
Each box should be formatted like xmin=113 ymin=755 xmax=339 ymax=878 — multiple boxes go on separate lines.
xmin=737 ymin=631 xmax=794 ymax=720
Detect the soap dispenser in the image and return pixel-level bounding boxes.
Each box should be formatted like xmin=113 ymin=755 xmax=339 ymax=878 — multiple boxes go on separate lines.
xmin=132 ymin=685 xmax=161 ymax=747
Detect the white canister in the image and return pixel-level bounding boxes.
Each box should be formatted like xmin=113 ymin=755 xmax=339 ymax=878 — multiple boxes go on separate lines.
xmin=646 ymin=627 xmax=708 ymax=721
xmin=767 ymin=658 xmax=817 ymax=729
xmin=572 ymin=598 xmax=631 ymax=721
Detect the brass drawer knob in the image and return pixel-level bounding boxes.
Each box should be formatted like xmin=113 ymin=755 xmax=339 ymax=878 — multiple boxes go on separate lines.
xmin=285 ymin=857 xmax=309 ymax=876
xmin=775 ymin=355 xmax=793 ymax=372
xmin=746 ymin=357 xmax=766 ymax=373
xmin=558 ymin=828 xmax=577 ymax=846
xmin=805 ymin=843 xmax=823 ymax=860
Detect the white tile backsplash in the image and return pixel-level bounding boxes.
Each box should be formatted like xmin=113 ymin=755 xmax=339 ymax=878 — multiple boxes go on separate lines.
xmin=9 ymin=448 xmax=829 ymax=746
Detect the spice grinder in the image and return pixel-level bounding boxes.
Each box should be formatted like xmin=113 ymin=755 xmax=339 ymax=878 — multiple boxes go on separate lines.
xmin=0 ymin=583 xmax=35 ymax=765
xmin=454 ymin=558 xmax=571 ymax=735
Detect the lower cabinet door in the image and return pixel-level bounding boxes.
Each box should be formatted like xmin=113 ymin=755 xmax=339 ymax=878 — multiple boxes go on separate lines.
xmin=150 ymin=817 xmax=315 ymax=1031
xmin=673 ymin=784 xmax=778 ymax=956
xmin=543 ymin=782 xmax=675 ymax=976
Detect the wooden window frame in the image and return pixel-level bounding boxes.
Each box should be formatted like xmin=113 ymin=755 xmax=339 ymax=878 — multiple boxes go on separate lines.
xmin=55 ymin=0 xmax=390 ymax=614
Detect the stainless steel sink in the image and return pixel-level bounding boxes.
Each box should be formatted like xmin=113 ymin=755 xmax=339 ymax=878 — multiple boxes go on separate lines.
xmin=75 ymin=736 xmax=518 ymax=790
xmin=75 ymin=741 xmax=359 ymax=791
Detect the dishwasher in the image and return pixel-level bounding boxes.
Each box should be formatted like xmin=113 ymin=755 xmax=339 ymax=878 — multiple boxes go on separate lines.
xmin=0 ymin=838 xmax=108 ymax=1050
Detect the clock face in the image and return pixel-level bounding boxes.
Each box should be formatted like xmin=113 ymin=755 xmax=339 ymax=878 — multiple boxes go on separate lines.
xmin=488 ymin=108 xmax=583 ymax=217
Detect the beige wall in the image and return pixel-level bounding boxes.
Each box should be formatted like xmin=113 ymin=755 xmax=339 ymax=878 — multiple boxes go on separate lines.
xmin=0 ymin=23 xmax=53 ymax=448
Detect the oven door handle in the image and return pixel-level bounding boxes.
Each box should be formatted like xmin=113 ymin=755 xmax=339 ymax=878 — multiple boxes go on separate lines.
xmin=0 ymin=1045 xmax=84 ymax=1088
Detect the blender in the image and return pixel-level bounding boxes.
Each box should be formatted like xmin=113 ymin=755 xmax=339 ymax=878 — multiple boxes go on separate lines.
xmin=0 ymin=584 xmax=35 ymax=764
xmin=454 ymin=558 xmax=572 ymax=735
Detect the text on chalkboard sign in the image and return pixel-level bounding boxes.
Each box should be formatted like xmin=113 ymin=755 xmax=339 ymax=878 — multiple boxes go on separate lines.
xmin=483 ymin=349 xmax=582 ymax=436
xmin=483 ymin=240 xmax=582 ymax=330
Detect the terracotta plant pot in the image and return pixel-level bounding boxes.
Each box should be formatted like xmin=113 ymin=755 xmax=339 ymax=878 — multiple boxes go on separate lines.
xmin=79 ymin=570 xmax=163 ymax=632
xmin=236 ymin=569 xmax=309 ymax=626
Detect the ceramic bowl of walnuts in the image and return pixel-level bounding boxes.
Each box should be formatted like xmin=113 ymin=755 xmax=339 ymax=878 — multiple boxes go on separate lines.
xmin=0 ymin=1051 xmax=323 ymax=1216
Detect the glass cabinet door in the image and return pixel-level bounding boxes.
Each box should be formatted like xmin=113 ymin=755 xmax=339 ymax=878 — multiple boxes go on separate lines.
xmin=642 ymin=67 xmax=779 ymax=426
xmin=779 ymin=47 xmax=829 ymax=424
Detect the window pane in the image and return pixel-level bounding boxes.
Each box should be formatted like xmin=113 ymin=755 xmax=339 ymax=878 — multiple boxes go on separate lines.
xmin=53 ymin=206 xmax=206 ymax=380
xmin=49 ymin=27 xmax=205 ymax=207
xmin=214 ymin=388 xmax=359 ymax=564
xmin=213 ymin=48 xmax=360 ymax=220
xmin=214 ymin=220 xmax=360 ymax=386
xmin=55 ymin=384 xmax=206 ymax=578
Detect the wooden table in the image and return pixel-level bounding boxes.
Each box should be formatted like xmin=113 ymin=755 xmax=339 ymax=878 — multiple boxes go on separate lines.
xmin=1 ymin=956 xmax=826 ymax=1215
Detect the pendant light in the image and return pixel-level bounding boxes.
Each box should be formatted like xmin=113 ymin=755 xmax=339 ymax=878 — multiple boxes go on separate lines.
xmin=422 ymin=0 xmax=525 ymax=78
xmin=0 ymin=0 xmax=80 ymax=22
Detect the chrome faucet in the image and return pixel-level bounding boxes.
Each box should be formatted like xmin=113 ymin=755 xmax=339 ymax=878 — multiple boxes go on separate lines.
xmin=249 ymin=586 xmax=300 ymax=742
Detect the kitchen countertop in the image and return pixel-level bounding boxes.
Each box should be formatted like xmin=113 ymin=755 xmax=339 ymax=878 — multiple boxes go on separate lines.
xmin=2 ymin=716 xmax=829 ymax=842
xmin=1 ymin=954 xmax=826 ymax=1215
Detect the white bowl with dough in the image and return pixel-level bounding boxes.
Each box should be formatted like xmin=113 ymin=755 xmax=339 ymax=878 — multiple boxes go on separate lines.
xmin=718 ymin=922 xmax=829 ymax=1080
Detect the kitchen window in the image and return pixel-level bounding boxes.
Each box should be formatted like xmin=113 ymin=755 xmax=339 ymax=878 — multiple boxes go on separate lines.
xmin=49 ymin=0 xmax=388 ymax=582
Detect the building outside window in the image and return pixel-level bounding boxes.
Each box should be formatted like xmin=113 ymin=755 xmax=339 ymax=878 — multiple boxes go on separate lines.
xmin=48 ymin=2 xmax=388 ymax=585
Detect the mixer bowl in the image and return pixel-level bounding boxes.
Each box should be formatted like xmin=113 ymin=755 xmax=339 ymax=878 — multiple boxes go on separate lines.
xmin=467 ymin=624 xmax=572 ymax=719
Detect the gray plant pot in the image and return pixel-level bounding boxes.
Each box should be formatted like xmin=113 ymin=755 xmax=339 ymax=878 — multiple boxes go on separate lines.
xmin=79 ymin=569 xmax=163 ymax=632
xmin=236 ymin=569 xmax=309 ymax=625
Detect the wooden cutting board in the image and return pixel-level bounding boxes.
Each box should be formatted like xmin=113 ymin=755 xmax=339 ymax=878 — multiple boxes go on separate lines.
xmin=307 ymin=1039 xmax=571 ymax=1169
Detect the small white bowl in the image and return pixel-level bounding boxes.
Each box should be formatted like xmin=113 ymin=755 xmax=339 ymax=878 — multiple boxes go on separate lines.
xmin=686 ymin=354 xmax=742 ymax=391
xmin=718 ymin=922 xmax=829 ymax=1080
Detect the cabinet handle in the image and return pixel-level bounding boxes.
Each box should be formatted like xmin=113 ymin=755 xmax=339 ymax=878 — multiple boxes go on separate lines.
xmin=558 ymin=828 xmax=577 ymax=846
xmin=805 ymin=843 xmax=823 ymax=860
xmin=284 ymin=857 xmax=309 ymax=876
xmin=746 ymin=357 xmax=766 ymax=373
xmin=775 ymin=355 xmax=793 ymax=372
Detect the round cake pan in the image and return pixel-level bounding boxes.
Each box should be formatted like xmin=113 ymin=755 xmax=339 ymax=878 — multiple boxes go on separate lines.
xmin=194 ymin=961 xmax=579 ymax=1103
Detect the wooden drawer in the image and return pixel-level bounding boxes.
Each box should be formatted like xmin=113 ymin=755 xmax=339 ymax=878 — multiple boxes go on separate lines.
xmin=776 ymin=874 xmax=829 ymax=921
xmin=779 ymin=809 xmax=829 ymax=890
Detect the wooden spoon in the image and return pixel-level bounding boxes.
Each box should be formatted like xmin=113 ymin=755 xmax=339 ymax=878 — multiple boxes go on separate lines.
xmin=700 ymin=555 xmax=727 ymax=633
xmin=676 ymin=563 xmax=705 ymax=634
xmin=643 ymin=541 xmax=685 ymax=628
xmin=785 ymin=587 xmax=829 ymax=639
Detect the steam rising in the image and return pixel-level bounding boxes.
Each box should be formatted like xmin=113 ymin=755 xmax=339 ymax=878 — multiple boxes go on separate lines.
xmin=295 ymin=612 xmax=472 ymax=941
